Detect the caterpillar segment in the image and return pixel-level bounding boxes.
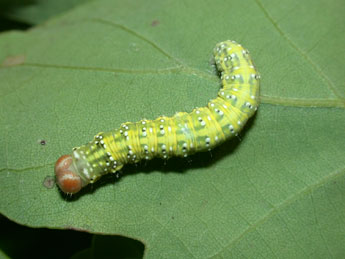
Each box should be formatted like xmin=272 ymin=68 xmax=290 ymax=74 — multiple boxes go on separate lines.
xmin=55 ymin=40 xmax=260 ymax=194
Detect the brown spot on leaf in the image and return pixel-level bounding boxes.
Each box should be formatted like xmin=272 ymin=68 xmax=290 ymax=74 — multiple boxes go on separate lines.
xmin=40 ymin=140 xmax=46 ymax=145
xmin=2 ymin=55 xmax=26 ymax=67
xmin=43 ymin=176 xmax=55 ymax=189
xmin=151 ymin=20 xmax=160 ymax=27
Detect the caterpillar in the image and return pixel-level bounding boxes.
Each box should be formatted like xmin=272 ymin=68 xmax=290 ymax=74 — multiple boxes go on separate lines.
xmin=55 ymin=40 xmax=260 ymax=194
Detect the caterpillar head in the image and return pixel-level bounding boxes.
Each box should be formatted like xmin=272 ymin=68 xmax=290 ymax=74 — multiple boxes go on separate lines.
xmin=55 ymin=154 xmax=84 ymax=194
xmin=54 ymin=143 xmax=119 ymax=194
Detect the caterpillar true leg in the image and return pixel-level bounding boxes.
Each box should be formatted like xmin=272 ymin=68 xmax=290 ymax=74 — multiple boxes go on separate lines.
xmin=55 ymin=40 xmax=260 ymax=194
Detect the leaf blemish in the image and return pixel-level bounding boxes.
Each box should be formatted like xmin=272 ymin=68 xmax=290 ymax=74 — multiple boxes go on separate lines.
xmin=43 ymin=176 xmax=55 ymax=189
xmin=1 ymin=55 xmax=26 ymax=67
xmin=151 ymin=20 xmax=160 ymax=27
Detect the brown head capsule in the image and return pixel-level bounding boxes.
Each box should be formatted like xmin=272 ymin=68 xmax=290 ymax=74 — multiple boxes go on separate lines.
xmin=55 ymin=155 xmax=83 ymax=194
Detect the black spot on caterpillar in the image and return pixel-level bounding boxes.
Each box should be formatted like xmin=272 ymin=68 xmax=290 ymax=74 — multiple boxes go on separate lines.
xmin=55 ymin=40 xmax=260 ymax=194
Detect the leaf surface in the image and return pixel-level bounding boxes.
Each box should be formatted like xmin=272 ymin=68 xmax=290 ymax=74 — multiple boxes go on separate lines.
xmin=0 ymin=0 xmax=345 ymax=258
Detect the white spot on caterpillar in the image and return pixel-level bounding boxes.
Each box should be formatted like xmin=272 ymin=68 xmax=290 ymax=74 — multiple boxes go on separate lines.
xmin=198 ymin=117 xmax=206 ymax=126
xmin=229 ymin=125 xmax=234 ymax=133
xmin=73 ymin=151 xmax=80 ymax=159
xmin=205 ymin=137 xmax=211 ymax=147
xmin=83 ymin=168 xmax=90 ymax=178
xmin=215 ymin=109 xmax=224 ymax=116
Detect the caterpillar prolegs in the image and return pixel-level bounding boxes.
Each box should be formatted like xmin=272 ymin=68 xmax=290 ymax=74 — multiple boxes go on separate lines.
xmin=55 ymin=40 xmax=260 ymax=194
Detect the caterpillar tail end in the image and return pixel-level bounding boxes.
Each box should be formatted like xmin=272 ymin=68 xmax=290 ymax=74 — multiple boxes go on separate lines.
xmin=55 ymin=155 xmax=83 ymax=194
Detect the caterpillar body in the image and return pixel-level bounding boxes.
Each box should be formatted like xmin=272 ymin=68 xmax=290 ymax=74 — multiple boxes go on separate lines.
xmin=55 ymin=40 xmax=260 ymax=194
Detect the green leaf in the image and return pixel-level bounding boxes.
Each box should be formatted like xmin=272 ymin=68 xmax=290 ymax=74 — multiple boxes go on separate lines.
xmin=1 ymin=0 xmax=345 ymax=258
xmin=0 ymin=249 xmax=10 ymax=259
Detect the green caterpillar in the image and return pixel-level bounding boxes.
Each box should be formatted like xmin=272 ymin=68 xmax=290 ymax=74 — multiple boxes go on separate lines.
xmin=55 ymin=40 xmax=260 ymax=194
